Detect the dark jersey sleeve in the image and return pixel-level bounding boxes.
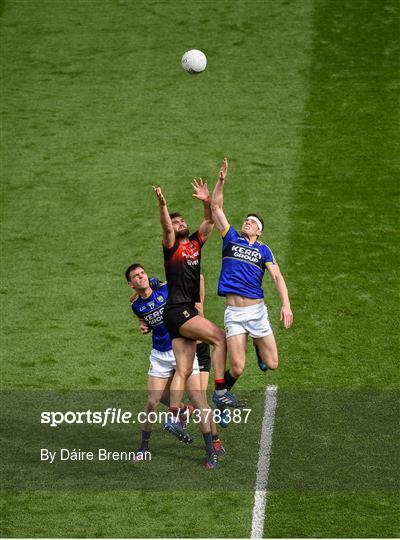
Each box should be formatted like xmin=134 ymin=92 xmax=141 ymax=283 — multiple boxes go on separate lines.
xmin=163 ymin=240 xmax=179 ymax=262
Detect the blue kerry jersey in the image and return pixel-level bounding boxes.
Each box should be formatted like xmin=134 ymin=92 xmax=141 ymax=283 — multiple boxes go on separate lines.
xmin=131 ymin=283 xmax=172 ymax=352
xmin=218 ymin=225 xmax=276 ymax=299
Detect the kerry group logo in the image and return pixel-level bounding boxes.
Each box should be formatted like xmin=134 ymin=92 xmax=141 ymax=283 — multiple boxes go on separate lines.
xmin=223 ymin=242 xmax=263 ymax=268
xmin=144 ymin=306 xmax=164 ymax=326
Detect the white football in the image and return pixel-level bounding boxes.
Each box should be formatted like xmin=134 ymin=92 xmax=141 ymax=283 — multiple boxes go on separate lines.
xmin=181 ymin=49 xmax=207 ymax=74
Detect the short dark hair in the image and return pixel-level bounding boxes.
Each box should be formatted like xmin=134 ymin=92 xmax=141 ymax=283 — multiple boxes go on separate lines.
xmin=169 ymin=212 xmax=182 ymax=220
xmin=246 ymin=213 xmax=264 ymax=232
xmin=125 ymin=263 xmax=144 ymax=282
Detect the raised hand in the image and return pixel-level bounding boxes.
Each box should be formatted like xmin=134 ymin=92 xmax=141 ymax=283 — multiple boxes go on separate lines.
xmin=192 ymin=178 xmax=210 ymax=202
xmin=153 ymin=186 xmax=166 ymax=206
xmin=218 ymin=157 xmax=228 ymax=183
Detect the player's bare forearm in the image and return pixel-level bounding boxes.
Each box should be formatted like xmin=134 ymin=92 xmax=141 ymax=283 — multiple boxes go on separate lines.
xmin=211 ymin=177 xmax=224 ymax=210
xmin=199 ymin=198 xmax=214 ymax=240
xmin=160 ymin=206 xmax=175 ymax=247
xmin=276 ymin=278 xmax=293 ymax=329
xmin=195 ymin=274 xmax=205 ymax=316
xmin=192 ymin=178 xmax=213 ymax=239
xmin=139 ymin=319 xmax=150 ymax=334
xmin=211 ymin=158 xmax=229 ymax=232
xmin=275 ymin=274 xmax=291 ymax=309
xmin=210 ymin=202 xmax=228 ymax=232
xmin=195 ymin=302 xmax=204 ymax=317
xmin=211 ymin=180 xmax=228 ymax=231
xmin=153 ymin=186 xmax=175 ymax=247
xmin=211 ymin=157 xmax=228 ymax=209
xmin=203 ymin=195 xmax=212 ymax=223
xmin=267 ymin=264 xmax=293 ymax=328
xmin=159 ymin=203 xmax=172 ymax=232
xmin=199 ymin=274 xmax=205 ymax=305
xmin=199 ymin=218 xmax=214 ymax=241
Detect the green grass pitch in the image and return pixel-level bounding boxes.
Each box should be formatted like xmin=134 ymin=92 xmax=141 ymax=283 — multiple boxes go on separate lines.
xmin=1 ymin=0 xmax=399 ymax=537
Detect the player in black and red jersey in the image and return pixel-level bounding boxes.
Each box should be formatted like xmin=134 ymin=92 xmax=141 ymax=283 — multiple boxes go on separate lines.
xmin=153 ymin=179 xmax=242 ymax=468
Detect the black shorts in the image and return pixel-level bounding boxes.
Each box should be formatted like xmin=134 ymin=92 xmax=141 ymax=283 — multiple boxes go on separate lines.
xmin=163 ymin=303 xmax=198 ymax=340
xmin=196 ymin=342 xmax=211 ymax=372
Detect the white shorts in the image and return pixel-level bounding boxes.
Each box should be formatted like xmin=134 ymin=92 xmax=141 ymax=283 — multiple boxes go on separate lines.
xmin=224 ymin=302 xmax=273 ymax=339
xmin=148 ymin=348 xmax=200 ymax=379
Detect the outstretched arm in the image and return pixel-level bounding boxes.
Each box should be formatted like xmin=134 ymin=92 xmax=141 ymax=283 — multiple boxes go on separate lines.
xmin=266 ymin=264 xmax=293 ymax=329
xmin=153 ymin=186 xmax=175 ymax=248
xmin=192 ymin=178 xmax=214 ymax=242
xmin=211 ymin=157 xmax=229 ymax=232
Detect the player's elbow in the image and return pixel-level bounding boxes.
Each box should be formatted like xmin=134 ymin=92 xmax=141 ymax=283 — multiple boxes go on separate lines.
xmin=270 ymin=272 xmax=281 ymax=286
xmin=147 ymin=396 xmax=160 ymax=409
xmin=163 ymin=225 xmax=174 ymax=234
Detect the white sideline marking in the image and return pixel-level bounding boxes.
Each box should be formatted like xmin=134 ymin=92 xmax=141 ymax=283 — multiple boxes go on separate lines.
xmin=250 ymin=384 xmax=278 ymax=539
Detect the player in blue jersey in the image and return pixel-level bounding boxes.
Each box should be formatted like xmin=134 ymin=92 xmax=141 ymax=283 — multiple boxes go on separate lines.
xmin=210 ymin=158 xmax=293 ymax=395
xmin=125 ymin=263 xmax=225 ymax=468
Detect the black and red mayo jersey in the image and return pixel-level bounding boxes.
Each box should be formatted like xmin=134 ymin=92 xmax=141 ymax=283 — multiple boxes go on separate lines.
xmin=163 ymin=231 xmax=204 ymax=305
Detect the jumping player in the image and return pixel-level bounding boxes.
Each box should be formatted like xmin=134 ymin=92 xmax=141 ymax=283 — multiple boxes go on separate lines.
xmin=153 ymin=180 xmax=242 ymax=452
xmin=126 ymin=263 xmax=224 ymax=468
xmin=195 ymin=274 xmax=227 ymax=444
xmin=210 ymin=158 xmax=293 ymax=392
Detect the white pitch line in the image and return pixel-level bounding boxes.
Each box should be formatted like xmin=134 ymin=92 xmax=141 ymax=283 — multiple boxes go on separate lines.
xmin=250 ymin=384 xmax=278 ymax=539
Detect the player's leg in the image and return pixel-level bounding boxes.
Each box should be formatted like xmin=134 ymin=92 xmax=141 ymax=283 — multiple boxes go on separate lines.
xmin=158 ymin=375 xmax=172 ymax=406
xmin=179 ymin=315 xmax=242 ymax=406
xmin=169 ymin=337 xmax=197 ymax=408
xmin=226 ymin=332 xmax=248 ymax=386
xmin=249 ymin=303 xmax=278 ymax=370
xmin=196 ymin=342 xmax=225 ymax=451
xmin=162 ymin=304 xmax=198 ymax=411
xmin=199 ymin=370 xmax=226 ymax=456
xmin=158 ymin=377 xmax=193 ymax=418
xmin=137 ymin=375 xmax=170 ymax=455
xmin=179 ymin=315 xmax=226 ymax=378
xmin=252 ymin=333 xmax=278 ymax=370
xmin=186 ymin=370 xmax=217 ymax=469
xmin=163 ymin=337 xmax=197 ymax=444
xmin=196 ymin=342 xmax=226 ymax=447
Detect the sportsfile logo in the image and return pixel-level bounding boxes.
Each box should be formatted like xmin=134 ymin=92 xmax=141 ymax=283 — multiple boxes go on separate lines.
xmin=40 ymin=407 xmax=252 ymax=427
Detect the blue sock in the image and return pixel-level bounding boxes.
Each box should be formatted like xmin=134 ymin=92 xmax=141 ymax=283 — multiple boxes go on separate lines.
xmin=203 ymin=432 xmax=214 ymax=455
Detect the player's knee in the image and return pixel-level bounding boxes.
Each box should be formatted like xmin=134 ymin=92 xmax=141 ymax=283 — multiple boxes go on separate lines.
xmin=147 ymin=397 xmax=160 ymax=410
xmin=177 ymin=365 xmax=193 ymax=379
xmin=230 ymin=363 xmax=245 ymax=378
xmin=210 ymin=327 xmax=226 ymax=347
